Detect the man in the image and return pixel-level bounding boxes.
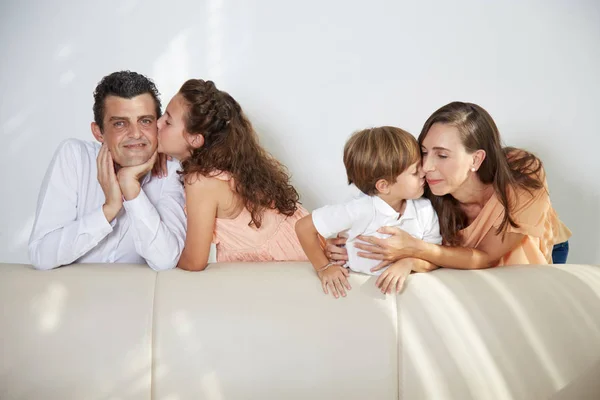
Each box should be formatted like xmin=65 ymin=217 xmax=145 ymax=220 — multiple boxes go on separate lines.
xmin=28 ymin=71 xmax=187 ymax=270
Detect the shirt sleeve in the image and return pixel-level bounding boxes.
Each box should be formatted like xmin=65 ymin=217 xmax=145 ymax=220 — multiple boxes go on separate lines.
xmin=28 ymin=140 xmax=114 ymax=270
xmin=122 ymin=162 xmax=187 ymax=271
xmin=312 ymin=197 xmax=369 ymax=239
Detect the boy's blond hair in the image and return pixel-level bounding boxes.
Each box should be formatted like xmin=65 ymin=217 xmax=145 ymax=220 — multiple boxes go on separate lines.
xmin=343 ymin=126 xmax=420 ymax=195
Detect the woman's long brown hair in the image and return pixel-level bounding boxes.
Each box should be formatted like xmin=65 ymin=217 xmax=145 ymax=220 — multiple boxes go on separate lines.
xmin=178 ymin=79 xmax=299 ymax=228
xmin=418 ymin=102 xmax=544 ymax=245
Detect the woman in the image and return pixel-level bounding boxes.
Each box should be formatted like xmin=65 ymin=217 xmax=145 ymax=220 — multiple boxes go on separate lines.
xmin=326 ymin=102 xmax=571 ymax=276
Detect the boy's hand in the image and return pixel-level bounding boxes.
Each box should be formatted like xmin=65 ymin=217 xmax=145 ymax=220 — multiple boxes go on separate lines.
xmin=375 ymin=259 xmax=412 ymax=294
xmin=318 ymin=265 xmax=352 ymax=299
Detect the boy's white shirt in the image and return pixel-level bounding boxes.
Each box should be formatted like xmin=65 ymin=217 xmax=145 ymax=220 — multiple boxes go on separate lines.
xmin=312 ymin=193 xmax=442 ymax=275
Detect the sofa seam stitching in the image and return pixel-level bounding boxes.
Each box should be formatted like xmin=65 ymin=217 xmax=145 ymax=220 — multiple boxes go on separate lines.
xmin=395 ymin=292 xmax=402 ymax=400
xmin=150 ymin=270 xmax=159 ymax=400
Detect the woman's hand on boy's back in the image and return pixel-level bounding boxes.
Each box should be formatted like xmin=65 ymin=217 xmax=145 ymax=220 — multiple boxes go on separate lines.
xmin=356 ymin=227 xmax=418 ymax=262
xmin=318 ymin=266 xmax=351 ymax=299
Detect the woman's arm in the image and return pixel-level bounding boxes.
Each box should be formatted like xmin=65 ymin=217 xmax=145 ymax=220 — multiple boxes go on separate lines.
xmin=324 ymin=236 xmax=438 ymax=273
xmin=356 ymin=226 xmax=524 ymax=270
xmin=371 ymin=257 xmax=439 ymax=273
xmin=177 ymin=176 xmax=220 ymax=271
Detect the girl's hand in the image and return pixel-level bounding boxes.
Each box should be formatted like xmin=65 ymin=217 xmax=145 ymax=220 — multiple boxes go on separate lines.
xmin=356 ymin=227 xmax=419 ymax=262
xmin=324 ymin=235 xmax=349 ymax=263
xmin=375 ymin=259 xmax=412 ymax=294
xmin=317 ymin=265 xmax=352 ymax=299
xmin=152 ymin=153 xmax=172 ymax=178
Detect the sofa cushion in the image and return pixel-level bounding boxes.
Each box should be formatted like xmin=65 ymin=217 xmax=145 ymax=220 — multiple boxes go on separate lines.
xmin=0 ymin=263 xmax=156 ymax=400
xmin=397 ymin=264 xmax=600 ymax=400
xmin=151 ymin=262 xmax=399 ymax=400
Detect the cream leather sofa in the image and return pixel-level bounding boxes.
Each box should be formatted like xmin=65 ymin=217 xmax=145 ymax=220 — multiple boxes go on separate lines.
xmin=1 ymin=262 xmax=599 ymax=400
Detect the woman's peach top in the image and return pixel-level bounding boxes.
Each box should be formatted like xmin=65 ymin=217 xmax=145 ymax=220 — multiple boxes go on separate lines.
xmin=459 ymin=169 xmax=571 ymax=267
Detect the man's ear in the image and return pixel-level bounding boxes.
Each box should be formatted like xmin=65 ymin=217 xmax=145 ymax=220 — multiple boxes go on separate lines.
xmin=375 ymin=178 xmax=390 ymax=195
xmin=186 ymin=133 xmax=205 ymax=149
xmin=91 ymin=122 xmax=104 ymax=143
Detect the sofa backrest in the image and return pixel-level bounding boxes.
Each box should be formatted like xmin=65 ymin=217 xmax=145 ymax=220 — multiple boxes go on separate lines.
xmin=1 ymin=262 xmax=599 ymax=399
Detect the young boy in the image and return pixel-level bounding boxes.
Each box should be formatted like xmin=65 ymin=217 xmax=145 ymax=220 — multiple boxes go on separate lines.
xmin=296 ymin=126 xmax=441 ymax=298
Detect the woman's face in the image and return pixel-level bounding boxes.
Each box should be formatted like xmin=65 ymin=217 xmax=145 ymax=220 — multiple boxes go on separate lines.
xmin=420 ymin=122 xmax=475 ymax=196
xmin=157 ymin=93 xmax=192 ymax=160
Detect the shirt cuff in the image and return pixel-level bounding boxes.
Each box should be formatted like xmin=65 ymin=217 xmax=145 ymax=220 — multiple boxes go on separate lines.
xmin=122 ymin=189 xmax=154 ymax=219
xmin=92 ymin=205 xmax=116 ymax=232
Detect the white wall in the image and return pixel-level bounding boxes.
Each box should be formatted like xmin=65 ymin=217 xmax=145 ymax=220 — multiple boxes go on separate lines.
xmin=1 ymin=0 xmax=599 ymax=264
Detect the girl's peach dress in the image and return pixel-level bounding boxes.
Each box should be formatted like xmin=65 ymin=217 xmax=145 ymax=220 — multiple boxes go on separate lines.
xmin=211 ymin=172 xmax=308 ymax=262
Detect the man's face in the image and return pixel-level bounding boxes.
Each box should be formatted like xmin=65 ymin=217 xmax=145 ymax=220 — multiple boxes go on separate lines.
xmin=92 ymin=94 xmax=158 ymax=167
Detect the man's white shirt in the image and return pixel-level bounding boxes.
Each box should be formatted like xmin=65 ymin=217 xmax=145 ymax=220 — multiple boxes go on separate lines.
xmin=28 ymin=139 xmax=187 ymax=270
xmin=312 ymin=195 xmax=442 ymax=275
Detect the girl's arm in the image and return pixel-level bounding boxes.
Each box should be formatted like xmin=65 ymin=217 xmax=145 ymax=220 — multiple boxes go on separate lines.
xmin=356 ymin=226 xmax=524 ymax=270
xmin=295 ymin=215 xmax=351 ymax=298
xmin=177 ymin=176 xmax=220 ymax=271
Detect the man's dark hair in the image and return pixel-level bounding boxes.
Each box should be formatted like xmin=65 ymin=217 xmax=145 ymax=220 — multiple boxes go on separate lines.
xmin=93 ymin=71 xmax=162 ymax=130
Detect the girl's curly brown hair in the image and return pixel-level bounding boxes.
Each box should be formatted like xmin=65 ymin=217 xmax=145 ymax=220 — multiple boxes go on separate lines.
xmin=178 ymin=79 xmax=299 ymax=228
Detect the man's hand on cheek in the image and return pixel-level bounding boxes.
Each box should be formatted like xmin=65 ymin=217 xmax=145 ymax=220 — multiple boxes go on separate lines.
xmin=97 ymin=144 xmax=123 ymax=222
xmin=117 ymin=151 xmax=158 ymax=200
